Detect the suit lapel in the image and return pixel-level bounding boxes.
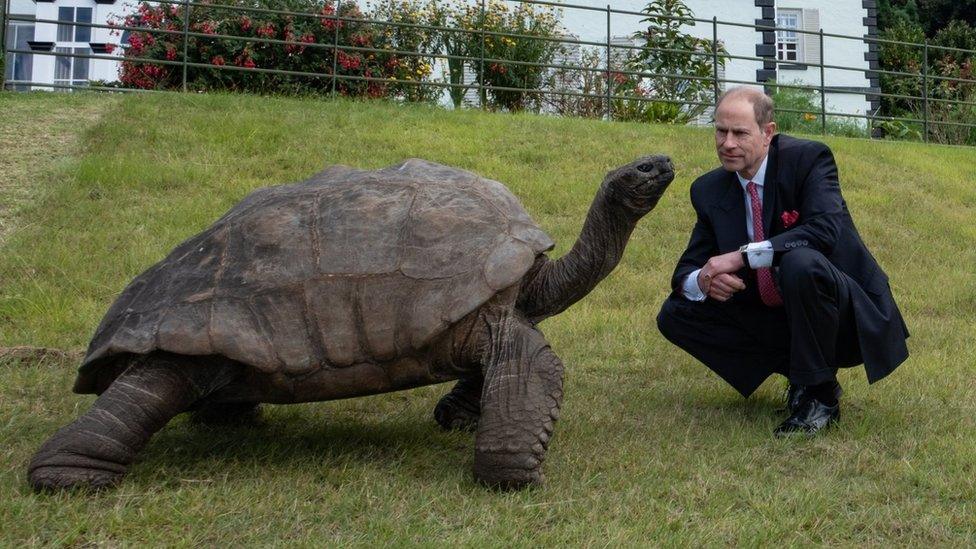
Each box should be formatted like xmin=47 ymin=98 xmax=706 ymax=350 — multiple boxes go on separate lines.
xmin=761 ymin=135 xmax=780 ymax=236
xmin=714 ymin=171 xmax=749 ymax=250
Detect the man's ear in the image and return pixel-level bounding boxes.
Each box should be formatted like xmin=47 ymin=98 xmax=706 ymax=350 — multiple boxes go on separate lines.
xmin=763 ymin=122 xmax=777 ymax=143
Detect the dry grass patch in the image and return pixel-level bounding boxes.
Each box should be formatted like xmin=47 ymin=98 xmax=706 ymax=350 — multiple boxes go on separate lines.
xmin=0 ymin=92 xmax=118 ymax=247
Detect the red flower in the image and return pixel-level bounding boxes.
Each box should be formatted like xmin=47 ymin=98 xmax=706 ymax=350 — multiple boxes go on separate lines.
xmin=320 ymin=6 xmax=342 ymax=31
xmin=211 ymin=55 xmax=225 ymax=66
xmin=104 ymin=43 xmax=117 ymax=54
xmin=337 ymin=51 xmax=361 ymax=70
xmin=243 ymin=58 xmax=256 ymax=69
xmin=240 ymin=16 xmax=252 ymax=31
xmin=781 ymin=210 xmax=800 ymax=228
xmin=165 ymin=47 xmax=177 ymax=61
xmin=197 ymin=21 xmax=216 ymax=35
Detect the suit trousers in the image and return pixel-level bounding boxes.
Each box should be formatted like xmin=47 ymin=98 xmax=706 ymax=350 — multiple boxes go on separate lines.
xmin=657 ymin=248 xmax=861 ymax=397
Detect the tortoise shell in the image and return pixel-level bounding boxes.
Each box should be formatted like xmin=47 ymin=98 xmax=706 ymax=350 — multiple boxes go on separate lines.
xmin=75 ymin=159 xmax=554 ymax=393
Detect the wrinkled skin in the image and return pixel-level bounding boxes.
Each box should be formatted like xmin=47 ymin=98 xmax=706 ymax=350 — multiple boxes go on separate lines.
xmin=28 ymin=155 xmax=674 ymax=492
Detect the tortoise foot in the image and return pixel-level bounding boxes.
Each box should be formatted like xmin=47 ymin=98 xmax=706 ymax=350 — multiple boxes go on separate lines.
xmin=28 ymin=428 xmax=130 ymax=493
xmin=29 ymin=465 xmax=124 ymax=492
xmin=473 ymin=451 xmax=544 ymax=490
xmin=434 ymin=392 xmax=480 ymax=432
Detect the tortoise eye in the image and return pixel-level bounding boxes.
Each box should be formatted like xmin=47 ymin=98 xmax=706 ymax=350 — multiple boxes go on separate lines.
xmin=637 ymin=162 xmax=655 ymax=173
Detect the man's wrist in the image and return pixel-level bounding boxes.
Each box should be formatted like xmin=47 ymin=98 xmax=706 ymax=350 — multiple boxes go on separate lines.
xmin=739 ymin=241 xmax=775 ymax=269
xmin=738 ymin=244 xmax=749 ymax=270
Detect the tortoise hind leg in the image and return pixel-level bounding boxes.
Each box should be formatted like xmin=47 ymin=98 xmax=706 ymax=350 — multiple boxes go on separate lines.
xmin=28 ymin=353 xmax=239 ymax=492
xmin=433 ymin=376 xmax=483 ymax=431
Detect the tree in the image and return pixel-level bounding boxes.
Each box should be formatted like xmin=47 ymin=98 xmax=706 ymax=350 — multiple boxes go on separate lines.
xmin=624 ymin=0 xmax=725 ymax=124
xmin=877 ymin=0 xmax=919 ymax=31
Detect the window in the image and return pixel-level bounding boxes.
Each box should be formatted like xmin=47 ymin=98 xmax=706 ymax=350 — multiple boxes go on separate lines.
xmin=57 ymin=7 xmax=93 ymax=43
xmin=4 ymin=21 xmax=35 ymax=90
xmin=55 ymin=7 xmax=93 ymax=90
xmin=776 ymin=9 xmax=801 ymax=63
xmin=54 ymin=47 xmax=91 ymax=89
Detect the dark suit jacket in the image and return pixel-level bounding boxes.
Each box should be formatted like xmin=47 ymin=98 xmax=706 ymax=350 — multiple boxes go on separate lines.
xmin=669 ymin=134 xmax=909 ymax=383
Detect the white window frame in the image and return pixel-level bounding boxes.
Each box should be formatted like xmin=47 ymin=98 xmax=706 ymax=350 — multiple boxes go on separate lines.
xmin=57 ymin=6 xmax=94 ymax=43
xmin=55 ymin=6 xmax=94 ymax=90
xmin=54 ymin=47 xmax=91 ymax=89
xmin=4 ymin=19 xmax=36 ymax=90
xmin=776 ymin=9 xmax=803 ymax=63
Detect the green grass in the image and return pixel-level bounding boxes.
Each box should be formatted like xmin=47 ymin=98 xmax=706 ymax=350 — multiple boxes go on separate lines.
xmin=2 ymin=91 xmax=976 ymax=545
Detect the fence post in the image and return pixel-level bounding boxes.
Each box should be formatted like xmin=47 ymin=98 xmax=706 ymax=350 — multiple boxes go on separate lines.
xmin=181 ymin=0 xmax=191 ymax=92
xmin=479 ymin=0 xmax=486 ymax=109
xmin=605 ymin=4 xmax=611 ymax=121
xmin=0 ymin=0 xmax=11 ymax=91
xmin=712 ymin=16 xmax=719 ymax=107
xmin=331 ymin=9 xmax=339 ymax=96
xmin=922 ymin=40 xmax=929 ymax=143
xmin=819 ymin=28 xmax=826 ymax=135
xmin=2 ymin=0 xmax=10 ymax=91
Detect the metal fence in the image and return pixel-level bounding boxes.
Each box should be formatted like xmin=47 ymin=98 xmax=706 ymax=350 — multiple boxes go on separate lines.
xmin=2 ymin=0 xmax=975 ymax=144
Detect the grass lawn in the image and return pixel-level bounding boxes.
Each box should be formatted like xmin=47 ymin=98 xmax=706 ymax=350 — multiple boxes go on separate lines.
xmin=1 ymin=91 xmax=975 ymax=545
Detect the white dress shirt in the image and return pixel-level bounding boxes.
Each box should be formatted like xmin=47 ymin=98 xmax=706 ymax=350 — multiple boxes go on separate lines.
xmin=682 ymin=155 xmax=775 ymax=301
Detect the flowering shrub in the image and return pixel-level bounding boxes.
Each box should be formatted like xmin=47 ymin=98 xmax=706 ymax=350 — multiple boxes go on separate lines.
xmin=115 ymin=0 xmax=566 ymax=108
xmin=365 ymin=0 xmax=442 ymax=103
xmin=115 ymin=0 xmax=397 ymax=96
xmin=447 ymin=0 xmax=564 ymax=112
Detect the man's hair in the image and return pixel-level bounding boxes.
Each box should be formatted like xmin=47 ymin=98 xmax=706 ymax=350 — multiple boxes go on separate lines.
xmin=715 ymin=87 xmax=774 ymax=126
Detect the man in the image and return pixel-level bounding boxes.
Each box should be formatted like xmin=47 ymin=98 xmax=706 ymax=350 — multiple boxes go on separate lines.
xmin=656 ymin=87 xmax=909 ymax=436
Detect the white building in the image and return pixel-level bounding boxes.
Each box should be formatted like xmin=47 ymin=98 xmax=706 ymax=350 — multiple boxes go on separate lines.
xmin=4 ymin=0 xmax=132 ymax=90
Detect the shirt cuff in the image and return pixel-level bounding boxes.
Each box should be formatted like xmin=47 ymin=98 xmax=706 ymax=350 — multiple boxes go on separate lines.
xmin=744 ymin=241 xmax=774 ymax=269
xmin=682 ymin=269 xmax=707 ymax=301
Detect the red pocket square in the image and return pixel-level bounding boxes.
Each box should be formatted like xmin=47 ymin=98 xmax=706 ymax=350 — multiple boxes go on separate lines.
xmin=781 ymin=210 xmax=800 ymax=228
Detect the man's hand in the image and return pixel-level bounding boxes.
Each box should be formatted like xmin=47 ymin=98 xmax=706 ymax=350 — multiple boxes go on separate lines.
xmin=697 ymin=251 xmax=747 ymax=302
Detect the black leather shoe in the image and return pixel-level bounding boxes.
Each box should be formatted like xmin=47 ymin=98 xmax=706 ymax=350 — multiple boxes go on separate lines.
xmin=782 ymin=381 xmax=843 ymax=414
xmin=774 ymin=397 xmax=840 ymax=437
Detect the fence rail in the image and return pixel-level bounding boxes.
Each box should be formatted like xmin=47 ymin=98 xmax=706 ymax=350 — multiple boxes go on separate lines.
xmin=3 ymin=0 xmax=975 ymax=143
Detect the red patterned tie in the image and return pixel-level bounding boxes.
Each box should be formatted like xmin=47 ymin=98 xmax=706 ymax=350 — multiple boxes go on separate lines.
xmin=746 ymin=182 xmax=783 ymax=307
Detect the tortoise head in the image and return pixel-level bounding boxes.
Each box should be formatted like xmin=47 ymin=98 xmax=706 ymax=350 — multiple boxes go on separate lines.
xmin=603 ymin=154 xmax=675 ymax=216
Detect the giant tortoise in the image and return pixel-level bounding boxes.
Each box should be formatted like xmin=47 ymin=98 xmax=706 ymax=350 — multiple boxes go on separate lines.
xmin=29 ymin=156 xmax=674 ymax=491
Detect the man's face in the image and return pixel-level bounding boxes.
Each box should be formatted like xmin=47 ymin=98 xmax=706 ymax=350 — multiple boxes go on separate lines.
xmin=714 ymin=96 xmax=775 ymax=179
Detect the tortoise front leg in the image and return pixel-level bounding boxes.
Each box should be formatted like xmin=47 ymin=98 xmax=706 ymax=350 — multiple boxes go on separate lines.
xmin=473 ymin=316 xmax=564 ymax=489
xmin=28 ymin=354 xmax=238 ymax=491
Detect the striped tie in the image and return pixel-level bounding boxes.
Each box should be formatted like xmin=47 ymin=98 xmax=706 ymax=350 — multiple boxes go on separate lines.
xmin=746 ymin=181 xmax=783 ymax=307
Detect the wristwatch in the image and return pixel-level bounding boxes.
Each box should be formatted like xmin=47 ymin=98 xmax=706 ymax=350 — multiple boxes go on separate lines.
xmin=738 ymin=244 xmax=750 ymax=268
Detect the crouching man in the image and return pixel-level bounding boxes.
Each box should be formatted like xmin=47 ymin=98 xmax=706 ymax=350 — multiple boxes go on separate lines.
xmin=657 ymin=87 xmax=909 ymax=436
